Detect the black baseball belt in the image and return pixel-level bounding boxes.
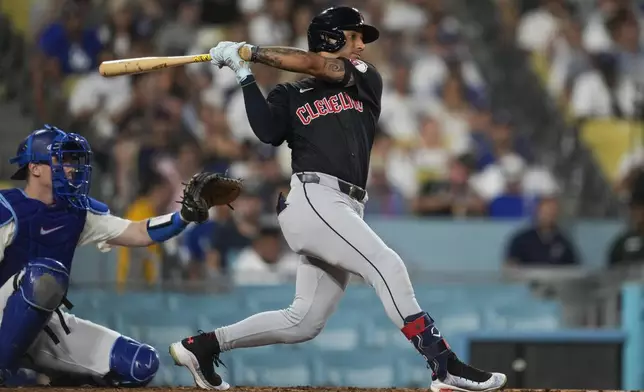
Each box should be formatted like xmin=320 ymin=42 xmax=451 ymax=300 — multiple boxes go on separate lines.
xmin=296 ymin=173 xmax=367 ymax=202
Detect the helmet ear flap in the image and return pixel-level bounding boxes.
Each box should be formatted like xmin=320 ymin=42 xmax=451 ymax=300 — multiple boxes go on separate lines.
xmin=310 ymin=28 xmax=346 ymax=53
xmin=321 ymin=30 xmax=346 ymax=51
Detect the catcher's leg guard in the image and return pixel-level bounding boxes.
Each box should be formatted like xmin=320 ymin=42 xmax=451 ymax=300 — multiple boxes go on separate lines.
xmin=0 ymin=258 xmax=69 ymax=369
xmin=107 ymin=336 xmax=159 ymax=386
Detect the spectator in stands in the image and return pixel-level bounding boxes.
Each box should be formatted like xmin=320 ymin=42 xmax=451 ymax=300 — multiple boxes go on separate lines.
xmin=516 ymin=0 xmax=571 ymax=53
xmin=473 ymin=154 xmax=559 ymax=218
xmin=411 ymin=153 xmax=487 ymax=217
xmin=226 ymin=64 xmax=281 ymax=144
xmin=232 ymin=219 xmax=298 ymax=286
xmin=547 ymin=17 xmax=592 ymax=101
xmin=32 ymin=0 xmax=103 ymax=123
xmin=504 ymin=196 xmax=579 ymax=267
xmin=479 ymin=154 xmax=535 ymax=218
xmin=615 ymin=152 xmax=644 ymax=200
xmin=36 ymin=1 xmax=102 ymax=75
xmin=410 ymin=19 xmax=484 ymax=101
xmin=255 ymin=156 xmax=290 ymax=214
xmin=570 ymin=52 xmax=636 ymax=119
xmin=474 ymin=111 xmax=533 ymax=171
xmin=156 ymin=138 xmax=204 ymax=213
xmin=248 ymin=0 xmax=292 ymax=46
xmin=291 ymin=5 xmax=313 ymax=49
xmin=380 ymin=61 xmax=423 ymax=144
xmin=202 ymin=193 xmax=263 ymax=276
xmin=365 ymin=162 xmax=407 ymax=216
xmin=179 ymin=208 xmax=218 ymax=281
xmin=429 ymin=63 xmax=477 ymax=156
xmin=97 ymin=0 xmax=147 ymax=59
xmin=607 ymin=8 xmax=644 ymax=83
xmin=201 ymin=103 xmax=244 ymax=174
xmin=413 ymin=116 xmax=451 ymax=183
xmin=67 ymin=49 xmax=132 ymax=166
xmin=154 ymin=0 xmax=201 ymax=56
xmin=582 ymin=0 xmax=639 ymax=53
xmin=608 ymin=171 xmax=644 ymax=266
xmin=117 ymin=171 xmax=173 ymax=291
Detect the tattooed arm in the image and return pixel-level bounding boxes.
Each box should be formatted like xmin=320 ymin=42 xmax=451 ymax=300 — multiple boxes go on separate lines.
xmin=249 ymin=46 xmax=353 ymax=84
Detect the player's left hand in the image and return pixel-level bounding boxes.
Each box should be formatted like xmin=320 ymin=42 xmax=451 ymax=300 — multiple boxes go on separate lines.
xmin=210 ymin=41 xmax=253 ymax=84
xmin=209 ymin=41 xmax=236 ymax=67
xmin=178 ymin=172 xmax=244 ymax=223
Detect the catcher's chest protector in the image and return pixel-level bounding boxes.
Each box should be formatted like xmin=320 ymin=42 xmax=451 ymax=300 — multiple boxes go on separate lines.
xmin=0 ymin=189 xmax=86 ymax=286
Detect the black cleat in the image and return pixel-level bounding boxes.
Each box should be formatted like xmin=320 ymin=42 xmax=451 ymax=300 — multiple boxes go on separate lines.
xmin=169 ymin=331 xmax=229 ymax=390
xmin=430 ymin=353 xmax=507 ymax=392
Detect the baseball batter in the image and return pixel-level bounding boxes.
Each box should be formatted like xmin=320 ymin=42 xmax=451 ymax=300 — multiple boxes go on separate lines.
xmin=171 ymin=6 xmax=507 ymax=392
xmin=0 ymin=125 xmax=240 ymax=386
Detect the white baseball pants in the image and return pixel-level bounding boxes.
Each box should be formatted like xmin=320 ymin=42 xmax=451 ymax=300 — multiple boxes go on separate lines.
xmin=214 ymin=172 xmax=422 ymax=351
xmin=0 ymin=270 xmax=120 ymax=379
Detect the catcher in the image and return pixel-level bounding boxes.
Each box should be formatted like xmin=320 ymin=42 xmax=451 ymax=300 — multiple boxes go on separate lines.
xmin=0 ymin=125 xmax=241 ymax=386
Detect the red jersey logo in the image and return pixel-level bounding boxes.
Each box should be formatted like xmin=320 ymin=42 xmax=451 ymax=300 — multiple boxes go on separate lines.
xmin=295 ymin=92 xmax=364 ymax=125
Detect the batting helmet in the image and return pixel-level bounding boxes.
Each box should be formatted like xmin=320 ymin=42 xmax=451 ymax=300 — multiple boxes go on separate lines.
xmin=307 ymin=6 xmax=379 ymax=53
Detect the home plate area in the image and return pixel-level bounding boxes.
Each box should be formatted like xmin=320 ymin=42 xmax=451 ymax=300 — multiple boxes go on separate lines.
xmin=19 ymin=388 xmax=632 ymax=392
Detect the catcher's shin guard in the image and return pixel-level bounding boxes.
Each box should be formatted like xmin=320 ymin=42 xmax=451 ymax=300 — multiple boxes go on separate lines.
xmin=0 ymin=258 xmax=69 ymax=369
xmin=107 ymin=336 xmax=159 ymax=386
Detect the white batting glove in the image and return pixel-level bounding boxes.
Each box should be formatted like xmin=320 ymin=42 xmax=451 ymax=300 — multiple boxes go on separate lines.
xmin=220 ymin=42 xmax=253 ymax=85
xmin=209 ymin=41 xmax=236 ymax=67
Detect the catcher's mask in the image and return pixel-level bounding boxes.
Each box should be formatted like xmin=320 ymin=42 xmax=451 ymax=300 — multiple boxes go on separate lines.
xmin=307 ymin=6 xmax=379 ymax=53
xmin=10 ymin=125 xmax=93 ymax=209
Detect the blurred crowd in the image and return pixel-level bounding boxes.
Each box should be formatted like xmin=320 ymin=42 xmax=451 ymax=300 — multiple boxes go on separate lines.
xmin=512 ymin=0 xmax=644 ymax=196
xmin=507 ymin=0 xmax=644 ymax=276
xmin=11 ymin=0 xmax=586 ymax=287
xmin=514 ymin=0 xmax=644 ymax=120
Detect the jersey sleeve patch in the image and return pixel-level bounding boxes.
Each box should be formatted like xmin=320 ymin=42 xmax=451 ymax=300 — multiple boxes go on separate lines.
xmin=0 ymin=193 xmax=16 ymax=228
xmin=87 ymin=197 xmax=110 ymax=215
xmin=350 ymin=59 xmax=368 ymax=73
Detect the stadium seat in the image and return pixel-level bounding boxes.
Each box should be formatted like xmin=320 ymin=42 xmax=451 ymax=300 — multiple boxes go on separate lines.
xmin=394 ymin=347 xmax=433 ymax=388
xmin=363 ymin=315 xmax=409 ymax=349
xmin=306 ymin=309 xmax=366 ymax=351
xmin=483 ymin=301 xmax=561 ymax=331
xmin=243 ymin=285 xmax=296 ymax=313
xmin=114 ymin=308 xmax=199 ymax=344
xmin=429 ymin=305 xmax=483 ymax=335
xmin=312 ymin=350 xmax=397 ymax=387
xmin=581 ymin=119 xmax=641 ymax=182
xmin=232 ymin=349 xmax=313 ymax=386
xmin=67 ymin=289 xmax=112 ymax=311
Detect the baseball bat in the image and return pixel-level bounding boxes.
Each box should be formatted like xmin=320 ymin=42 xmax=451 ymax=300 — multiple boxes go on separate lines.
xmin=99 ymin=46 xmax=253 ymax=77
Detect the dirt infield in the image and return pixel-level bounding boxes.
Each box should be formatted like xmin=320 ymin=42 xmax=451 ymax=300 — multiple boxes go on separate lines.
xmin=16 ymin=388 xmax=632 ymax=392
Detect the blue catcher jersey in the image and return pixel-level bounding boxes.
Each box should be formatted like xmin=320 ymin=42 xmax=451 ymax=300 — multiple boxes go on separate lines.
xmin=0 ymin=189 xmax=108 ymax=286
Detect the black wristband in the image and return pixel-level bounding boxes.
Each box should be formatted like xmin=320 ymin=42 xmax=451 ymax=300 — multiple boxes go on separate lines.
xmin=250 ymin=45 xmax=260 ymax=62
xmin=240 ymin=74 xmax=256 ymax=88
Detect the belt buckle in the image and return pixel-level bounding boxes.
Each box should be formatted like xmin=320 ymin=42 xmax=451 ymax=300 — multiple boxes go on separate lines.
xmin=348 ymin=185 xmax=361 ymax=201
xmin=299 ymin=173 xmax=320 ymax=184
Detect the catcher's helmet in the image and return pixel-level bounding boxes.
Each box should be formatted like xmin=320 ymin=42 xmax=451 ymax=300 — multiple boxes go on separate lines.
xmin=10 ymin=124 xmax=93 ymax=209
xmin=307 ymin=6 xmax=379 ymax=53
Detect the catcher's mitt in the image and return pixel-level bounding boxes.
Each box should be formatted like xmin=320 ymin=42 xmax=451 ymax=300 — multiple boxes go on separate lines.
xmin=178 ymin=172 xmax=243 ymax=223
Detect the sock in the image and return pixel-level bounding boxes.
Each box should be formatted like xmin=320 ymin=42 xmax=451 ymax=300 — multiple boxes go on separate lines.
xmin=401 ymin=311 xmax=451 ymax=379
